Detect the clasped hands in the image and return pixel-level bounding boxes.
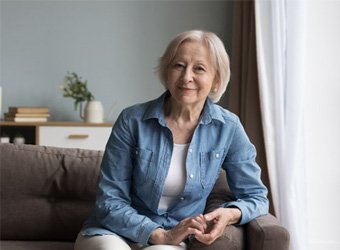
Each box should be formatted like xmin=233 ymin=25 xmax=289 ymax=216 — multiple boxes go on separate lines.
xmin=149 ymin=207 xmax=241 ymax=246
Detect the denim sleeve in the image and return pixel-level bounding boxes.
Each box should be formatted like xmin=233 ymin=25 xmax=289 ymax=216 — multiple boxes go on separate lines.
xmin=93 ymin=110 xmax=160 ymax=245
xmin=222 ymin=119 xmax=269 ymax=225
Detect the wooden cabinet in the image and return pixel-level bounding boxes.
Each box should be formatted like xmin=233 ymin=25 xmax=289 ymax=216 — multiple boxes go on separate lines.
xmin=0 ymin=121 xmax=113 ymax=151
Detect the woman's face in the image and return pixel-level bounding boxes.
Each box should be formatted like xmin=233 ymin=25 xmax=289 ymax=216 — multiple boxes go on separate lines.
xmin=166 ymin=41 xmax=218 ymax=107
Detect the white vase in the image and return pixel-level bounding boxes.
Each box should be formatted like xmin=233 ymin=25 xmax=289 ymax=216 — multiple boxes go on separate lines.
xmin=84 ymin=100 xmax=104 ymax=123
xmin=13 ymin=136 xmax=25 ymax=145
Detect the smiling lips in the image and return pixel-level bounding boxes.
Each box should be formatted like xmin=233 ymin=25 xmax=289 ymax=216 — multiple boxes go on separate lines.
xmin=178 ymin=85 xmax=197 ymax=91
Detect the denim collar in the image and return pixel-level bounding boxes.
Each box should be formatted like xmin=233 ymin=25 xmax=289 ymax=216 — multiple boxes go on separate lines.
xmin=143 ymin=91 xmax=225 ymax=126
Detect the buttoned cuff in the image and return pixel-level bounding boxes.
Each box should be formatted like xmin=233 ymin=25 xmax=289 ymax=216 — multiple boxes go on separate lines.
xmin=222 ymin=201 xmax=249 ymax=225
xmin=138 ymin=221 xmax=163 ymax=246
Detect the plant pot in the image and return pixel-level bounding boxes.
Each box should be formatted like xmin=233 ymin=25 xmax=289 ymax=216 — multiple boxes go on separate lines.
xmin=84 ymin=100 xmax=104 ymax=123
xmin=13 ymin=136 xmax=25 ymax=145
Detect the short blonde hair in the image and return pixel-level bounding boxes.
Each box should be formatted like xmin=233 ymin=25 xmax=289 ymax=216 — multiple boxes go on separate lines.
xmin=156 ymin=30 xmax=230 ymax=103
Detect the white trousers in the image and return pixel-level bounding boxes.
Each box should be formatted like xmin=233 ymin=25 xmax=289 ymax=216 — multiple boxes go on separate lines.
xmin=74 ymin=234 xmax=187 ymax=250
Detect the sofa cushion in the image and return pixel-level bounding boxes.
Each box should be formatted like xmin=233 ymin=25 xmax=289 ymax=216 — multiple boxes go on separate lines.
xmin=0 ymin=240 xmax=74 ymax=250
xmin=0 ymin=144 xmax=103 ymax=241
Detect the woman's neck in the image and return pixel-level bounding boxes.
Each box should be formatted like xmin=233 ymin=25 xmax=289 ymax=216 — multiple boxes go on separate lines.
xmin=164 ymin=97 xmax=204 ymax=144
xmin=164 ymin=97 xmax=204 ymax=123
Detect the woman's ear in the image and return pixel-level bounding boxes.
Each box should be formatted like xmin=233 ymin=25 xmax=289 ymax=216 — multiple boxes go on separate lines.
xmin=211 ymin=76 xmax=220 ymax=93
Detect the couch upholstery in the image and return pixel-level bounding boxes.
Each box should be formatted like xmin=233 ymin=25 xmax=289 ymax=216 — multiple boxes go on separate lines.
xmin=0 ymin=143 xmax=289 ymax=250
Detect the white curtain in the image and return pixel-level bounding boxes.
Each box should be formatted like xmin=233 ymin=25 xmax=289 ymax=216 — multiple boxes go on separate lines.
xmin=255 ymin=1 xmax=307 ymax=249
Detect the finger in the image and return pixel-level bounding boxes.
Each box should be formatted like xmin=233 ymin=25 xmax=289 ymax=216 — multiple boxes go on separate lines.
xmin=195 ymin=214 xmax=208 ymax=231
xmin=187 ymin=216 xmax=207 ymax=233
xmin=194 ymin=231 xmax=216 ymax=245
xmin=204 ymin=209 xmax=221 ymax=222
xmin=176 ymin=227 xmax=204 ymax=243
xmin=170 ymin=219 xmax=207 ymax=244
xmin=207 ymin=224 xmax=223 ymax=237
xmin=183 ymin=215 xmax=207 ymax=228
xmin=204 ymin=220 xmax=225 ymax=237
xmin=195 ymin=222 xmax=225 ymax=245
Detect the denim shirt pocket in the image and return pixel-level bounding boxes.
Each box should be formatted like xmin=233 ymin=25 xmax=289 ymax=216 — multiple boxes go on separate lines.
xmin=199 ymin=150 xmax=224 ymax=193
xmin=132 ymin=147 xmax=154 ymax=185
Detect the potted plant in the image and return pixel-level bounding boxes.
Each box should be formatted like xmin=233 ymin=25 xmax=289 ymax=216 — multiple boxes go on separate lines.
xmin=60 ymin=72 xmax=104 ymax=123
xmin=13 ymin=133 xmax=25 ymax=145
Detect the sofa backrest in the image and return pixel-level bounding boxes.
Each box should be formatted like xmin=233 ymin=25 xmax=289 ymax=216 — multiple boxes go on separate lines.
xmin=0 ymin=143 xmax=103 ymax=241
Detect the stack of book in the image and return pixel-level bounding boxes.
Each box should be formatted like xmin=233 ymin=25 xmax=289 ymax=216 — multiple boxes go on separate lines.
xmin=4 ymin=106 xmax=50 ymax=122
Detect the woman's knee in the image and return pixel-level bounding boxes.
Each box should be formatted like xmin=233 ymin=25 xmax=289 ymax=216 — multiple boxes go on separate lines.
xmin=74 ymin=234 xmax=131 ymax=250
xmin=142 ymin=242 xmax=186 ymax=250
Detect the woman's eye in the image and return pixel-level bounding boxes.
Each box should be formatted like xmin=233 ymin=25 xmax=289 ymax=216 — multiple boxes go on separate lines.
xmin=174 ymin=63 xmax=185 ymax=69
xmin=195 ymin=66 xmax=206 ymax=72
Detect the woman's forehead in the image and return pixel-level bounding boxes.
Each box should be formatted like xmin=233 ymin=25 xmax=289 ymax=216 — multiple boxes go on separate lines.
xmin=172 ymin=41 xmax=214 ymax=67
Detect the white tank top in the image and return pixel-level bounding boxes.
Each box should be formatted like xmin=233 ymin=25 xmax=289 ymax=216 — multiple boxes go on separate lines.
xmin=158 ymin=143 xmax=188 ymax=212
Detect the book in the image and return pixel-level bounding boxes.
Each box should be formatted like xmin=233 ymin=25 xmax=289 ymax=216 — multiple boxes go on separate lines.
xmin=4 ymin=112 xmax=50 ymax=118
xmin=0 ymin=137 xmax=10 ymax=143
xmin=8 ymin=106 xmax=49 ymax=114
xmin=4 ymin=117 xmax=48 ymax=122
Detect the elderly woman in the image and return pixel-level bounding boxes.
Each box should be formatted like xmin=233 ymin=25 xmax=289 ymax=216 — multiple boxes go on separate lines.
xmin=74 ymin=30 xmax=269 ymax=250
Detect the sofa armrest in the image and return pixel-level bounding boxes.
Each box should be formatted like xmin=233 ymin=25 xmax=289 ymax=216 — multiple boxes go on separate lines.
xmin=246 ymin=214 xmax=290 ymax=250
xmin=204 ymin=171 xmax=289 ymax=250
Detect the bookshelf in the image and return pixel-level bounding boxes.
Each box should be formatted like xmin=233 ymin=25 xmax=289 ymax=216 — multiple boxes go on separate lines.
xmin=0 ymin=121 xmax=113 ymax=151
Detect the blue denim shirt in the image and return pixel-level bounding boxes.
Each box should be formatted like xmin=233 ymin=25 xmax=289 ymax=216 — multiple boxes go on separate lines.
xmin=81 ymin=91 xmax=269 ymax=245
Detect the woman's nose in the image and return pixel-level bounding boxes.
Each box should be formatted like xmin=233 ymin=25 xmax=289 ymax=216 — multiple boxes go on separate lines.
xmin=182 ymin=68 xmax=193 ymax=83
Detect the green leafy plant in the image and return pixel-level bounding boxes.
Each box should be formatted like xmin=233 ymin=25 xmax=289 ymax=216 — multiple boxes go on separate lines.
xmin=15 ymin=133 xmax=24 ymax=138
xmin=61 ymin=72 xmax=94 ymax=110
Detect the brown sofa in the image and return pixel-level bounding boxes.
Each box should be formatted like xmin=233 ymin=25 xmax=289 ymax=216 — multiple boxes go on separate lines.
xmin=0 ymin=143 xmax=289 ymax=250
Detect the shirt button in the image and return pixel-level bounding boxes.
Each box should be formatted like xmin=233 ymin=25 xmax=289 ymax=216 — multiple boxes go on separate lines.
xmin=189 ymin=174 xmax=194 ymax=179
xmin=180 ymin=197 xmax=185 ymax=200
xmin=216 ymin=153 xmax=220 ymax=158
xmin=189 ymin=148 xmax=193 ymax=153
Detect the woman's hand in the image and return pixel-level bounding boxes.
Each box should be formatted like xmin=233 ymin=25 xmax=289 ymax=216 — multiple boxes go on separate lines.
xmin=149 ymin=214 xmax=207 ymax=245
xmin=194 ymin=207 xmax=242 ymax=245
